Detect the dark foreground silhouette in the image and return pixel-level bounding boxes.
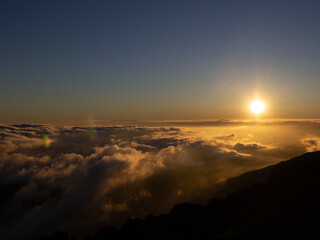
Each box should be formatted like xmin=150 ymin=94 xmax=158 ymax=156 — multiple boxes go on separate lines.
xmin=41 ymin=151 xmax=320 ymax=240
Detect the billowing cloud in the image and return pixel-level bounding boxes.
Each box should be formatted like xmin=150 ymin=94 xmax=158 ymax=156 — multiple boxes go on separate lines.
xmin=233 ymin=142 xmax=272 ymax=152
xmin=0 ymin=123 xmax=302 ymax=239
xmin=301 ymin=137 xmax=320 ymax=152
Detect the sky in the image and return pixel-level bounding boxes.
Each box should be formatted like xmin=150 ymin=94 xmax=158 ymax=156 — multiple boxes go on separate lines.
xmin=1 ymin=0 xmax=320 ymax=122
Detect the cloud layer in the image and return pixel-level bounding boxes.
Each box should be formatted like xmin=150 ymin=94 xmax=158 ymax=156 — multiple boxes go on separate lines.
xmin=0 ymin=123 xmax=312 ymax=239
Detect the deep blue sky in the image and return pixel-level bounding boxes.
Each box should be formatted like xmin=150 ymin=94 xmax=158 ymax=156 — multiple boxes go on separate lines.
xmin=1 ymin=0 xmax=320 ymax=122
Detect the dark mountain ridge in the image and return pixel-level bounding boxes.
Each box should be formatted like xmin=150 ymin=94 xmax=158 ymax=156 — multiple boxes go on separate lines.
xmin=42 ymin=151 xmax=320 ymax=240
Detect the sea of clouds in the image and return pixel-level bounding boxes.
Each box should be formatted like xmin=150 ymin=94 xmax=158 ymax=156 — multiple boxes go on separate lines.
xmin=0 ymin=123 xmax=317 ymax=239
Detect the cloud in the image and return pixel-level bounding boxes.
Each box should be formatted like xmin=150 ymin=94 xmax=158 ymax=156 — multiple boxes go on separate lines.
xmin=301 ymin=137 xmax=320 ymax=152
xmin=233 ymin=142 xmax=272 ymax=152
xmin=0 ymin=124 xmax=284 ymax=239
xmin=215 ymin=133 xmax=236 ymax=141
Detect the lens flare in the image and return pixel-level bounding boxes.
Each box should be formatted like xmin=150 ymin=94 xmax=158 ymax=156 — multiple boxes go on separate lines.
xmin=44 ymin=135 xmax=55 ymax=148
xmin=88 ymin=118 xmax=95 ymax=141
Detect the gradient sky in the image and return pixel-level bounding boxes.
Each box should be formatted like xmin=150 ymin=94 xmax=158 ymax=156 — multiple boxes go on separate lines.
xmin=1 ymin=0 xmax=320 ymax=122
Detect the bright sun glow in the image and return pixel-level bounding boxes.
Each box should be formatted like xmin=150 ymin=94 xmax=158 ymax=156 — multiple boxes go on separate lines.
xmin=250 ymin=100 xmax=265 ymax=114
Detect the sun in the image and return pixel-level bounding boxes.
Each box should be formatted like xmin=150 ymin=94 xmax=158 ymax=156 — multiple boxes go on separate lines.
xmin=250 ymin=100 xmax=265 ymax=114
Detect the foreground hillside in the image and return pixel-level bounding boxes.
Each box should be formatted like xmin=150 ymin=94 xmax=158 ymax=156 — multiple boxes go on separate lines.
xmin=42 ymin=151 xmax=320 ymax=240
